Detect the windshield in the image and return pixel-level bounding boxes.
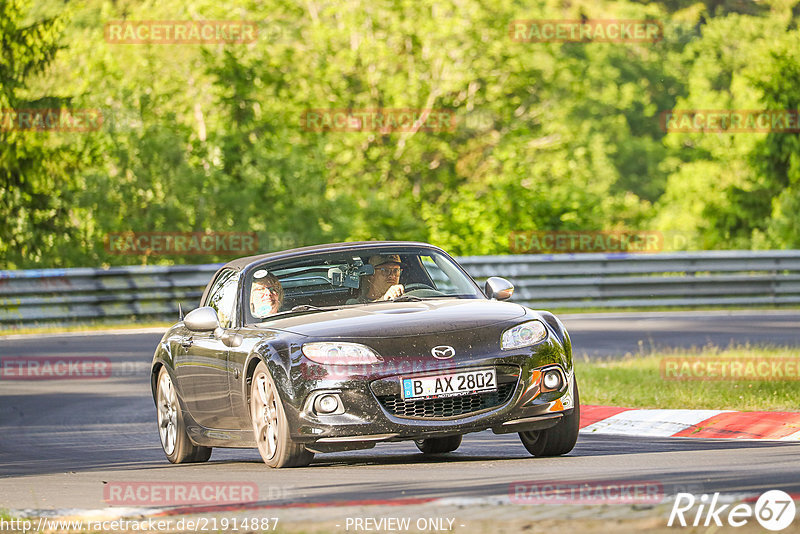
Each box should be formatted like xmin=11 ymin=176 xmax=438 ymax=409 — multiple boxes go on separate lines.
xmin=243 ymin=247 xmax=482 ymax=324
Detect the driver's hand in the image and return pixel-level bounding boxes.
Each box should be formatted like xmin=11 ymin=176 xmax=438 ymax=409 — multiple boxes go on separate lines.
xmin=381 ymin=284 xmax=405 ymax=300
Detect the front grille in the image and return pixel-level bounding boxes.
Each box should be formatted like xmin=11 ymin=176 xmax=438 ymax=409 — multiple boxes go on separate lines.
xmin=377 ymin=381 xmax=516 ymax=419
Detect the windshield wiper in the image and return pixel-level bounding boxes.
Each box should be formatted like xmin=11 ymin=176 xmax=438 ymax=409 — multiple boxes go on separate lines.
xmin=290 ymin=304 xmax=339 ymax=312
xmin=257 ymin=305 xmax=338 ymax=321
xmin=391 ymin=295 xmax=425 ymax=302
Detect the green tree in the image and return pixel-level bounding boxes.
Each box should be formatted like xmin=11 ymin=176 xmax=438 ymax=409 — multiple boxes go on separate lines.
xmin=654 ymin=12 xmax=800 ymax=250
xmin=0 ymin=0 xmax=90 ymax=268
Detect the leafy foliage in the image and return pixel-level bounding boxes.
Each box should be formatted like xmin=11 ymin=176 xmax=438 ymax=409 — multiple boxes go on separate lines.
xmin=1 ymin=0 xmax=799 ymax=268
xmin=0 ymin=0 xmax=86 ymax=266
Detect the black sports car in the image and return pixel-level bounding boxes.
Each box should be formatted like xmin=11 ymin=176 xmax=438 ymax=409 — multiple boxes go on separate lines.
xmin=151 ymin=241 xmax=579 ymax=467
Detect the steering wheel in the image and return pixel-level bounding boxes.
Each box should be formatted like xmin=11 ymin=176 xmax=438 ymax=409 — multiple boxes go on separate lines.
xmin=403 ymin=283 xmax=435 ymax=292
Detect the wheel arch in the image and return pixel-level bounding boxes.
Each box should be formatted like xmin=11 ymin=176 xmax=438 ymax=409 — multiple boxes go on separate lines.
xmin=150 ymin=340 xmax=175 ymax=402
xmin=536 ymin=311 xmax=572 ymax=357
xmin=243 ymin=341 xmax=293 ymax=410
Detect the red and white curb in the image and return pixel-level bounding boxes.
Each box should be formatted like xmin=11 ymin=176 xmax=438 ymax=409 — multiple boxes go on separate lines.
xmin=581 ymin=405 xmax=800 ymax=440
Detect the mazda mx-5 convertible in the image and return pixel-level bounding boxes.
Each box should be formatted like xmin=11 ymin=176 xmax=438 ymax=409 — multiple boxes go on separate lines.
xmin=151 ymin=241 xmax=579 ymax=467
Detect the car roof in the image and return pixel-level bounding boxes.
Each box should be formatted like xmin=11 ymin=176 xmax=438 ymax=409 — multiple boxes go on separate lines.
xmin=221 ymin=241 xmax=444 ymax=272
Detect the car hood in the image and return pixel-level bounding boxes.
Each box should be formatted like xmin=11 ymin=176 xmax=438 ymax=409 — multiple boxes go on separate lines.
xmin=256 ymin=299 xmax=527 ymax=338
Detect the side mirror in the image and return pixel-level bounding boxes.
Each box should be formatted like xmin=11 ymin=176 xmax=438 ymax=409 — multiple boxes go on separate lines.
xmin=183 ymin=306 xmax=243 ymax=347
xmin=184 ymin=306 xmax=220 ymax=332
xmin=485 ymin=277 xmax=514 ymax=301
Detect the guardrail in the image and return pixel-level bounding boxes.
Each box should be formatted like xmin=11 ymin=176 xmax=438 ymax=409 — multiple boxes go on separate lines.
xmin=1 ymin=250 xmax=799 ymax=328
xmin=0 ymin=264 xmax=220 ymax=328
xmin=458 ymin=250 xmax=800 ymax=309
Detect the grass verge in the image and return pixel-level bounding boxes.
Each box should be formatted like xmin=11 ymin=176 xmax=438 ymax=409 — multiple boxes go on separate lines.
xmin=0 ymin=321 xmax=171 ymax=336
xmin=549 ymin=304 xmax=800 ymax=315
xmin=579 ymin=346 xmax=800 ymax=411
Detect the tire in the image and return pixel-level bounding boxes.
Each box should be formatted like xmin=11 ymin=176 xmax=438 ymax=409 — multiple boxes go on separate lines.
xmin=250 ymin=362 xmax=314 ymax=468
xmin=156 ymin=367 xmax=212 ymax=464
xmin=519 ymin=378 xmax=581 ymax=457
xmin=415 ymin=435 xmax=462 ymax=454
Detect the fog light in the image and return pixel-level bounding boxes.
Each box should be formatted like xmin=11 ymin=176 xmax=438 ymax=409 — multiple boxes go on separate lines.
xmin=316 ymin=394 xmax=340 ymax=414
xmin=542 ymin=370 xmax=562 ymax=390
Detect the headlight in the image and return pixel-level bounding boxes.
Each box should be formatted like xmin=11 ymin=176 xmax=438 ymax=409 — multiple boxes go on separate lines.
xmin=301 ymin=342 xmax=382 ymax=365
xmin=501 ymin=320 xmax=547 ymax=350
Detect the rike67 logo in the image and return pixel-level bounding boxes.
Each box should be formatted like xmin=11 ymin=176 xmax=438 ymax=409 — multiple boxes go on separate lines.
xmin=669 ymin=490 xmax=796 ymax=531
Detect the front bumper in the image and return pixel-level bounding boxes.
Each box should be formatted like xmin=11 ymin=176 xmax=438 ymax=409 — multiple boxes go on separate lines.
xmin=285 ymin=339 xmax=575 ymax=449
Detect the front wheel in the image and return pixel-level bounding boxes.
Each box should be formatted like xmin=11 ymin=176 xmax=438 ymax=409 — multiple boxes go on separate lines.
xmin=250 ymin=362 xmax=314 ymax=468
xmin=415 ymin=435 xmax=462 ymax=454
xmin=519 ymin=379 xmax=580 ymax=457
xmin=156 ymin=367 xmax=212 ymax=464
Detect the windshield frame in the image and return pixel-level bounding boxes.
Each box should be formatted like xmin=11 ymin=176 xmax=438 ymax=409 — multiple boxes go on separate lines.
xmin=238 ymin=244 xmax=485 ymax=326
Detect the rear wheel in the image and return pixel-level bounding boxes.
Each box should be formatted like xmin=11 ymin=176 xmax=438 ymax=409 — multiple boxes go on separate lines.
xmin=250 ymin=362 xmax=314 ymax=468
xmin=156 ymin=367 xmax=212 ymax=464
xmin=519 ymin=379 xmax=580 ymax=457
xmin=415 ymin=435 xmax=462 ymax=454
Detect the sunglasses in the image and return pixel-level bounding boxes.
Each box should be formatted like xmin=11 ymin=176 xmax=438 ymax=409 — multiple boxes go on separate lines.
xmin=376 ymin=266 xmax=403 ymax=276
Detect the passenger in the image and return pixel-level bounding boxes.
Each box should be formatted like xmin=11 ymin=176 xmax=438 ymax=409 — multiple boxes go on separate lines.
xmin=348 ymin=254 xmax=405 ymax=303
xmin=250 ymin=271 xmax=284 ymax=318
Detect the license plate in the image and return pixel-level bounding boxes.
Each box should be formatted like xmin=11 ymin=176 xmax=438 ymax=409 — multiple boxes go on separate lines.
xmin=402 ymin=369 xmax=497 ymax=400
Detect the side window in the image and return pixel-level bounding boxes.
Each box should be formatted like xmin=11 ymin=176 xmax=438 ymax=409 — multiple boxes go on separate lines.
xmin=205 ymin=269 xmax=240 ymax=328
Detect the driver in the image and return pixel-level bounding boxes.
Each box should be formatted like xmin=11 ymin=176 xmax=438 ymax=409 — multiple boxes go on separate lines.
xmin=250 ymin=271 xmax=284 ymax=318
xmin=349 ymin=254 xmax=405 ymax=303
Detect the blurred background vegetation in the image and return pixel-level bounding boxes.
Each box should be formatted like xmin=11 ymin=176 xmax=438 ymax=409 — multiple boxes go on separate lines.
xmin=1 ymin=0 xmax=799 ymax=269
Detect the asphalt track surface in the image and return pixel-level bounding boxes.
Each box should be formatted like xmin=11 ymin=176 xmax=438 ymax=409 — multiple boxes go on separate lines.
xmin=1 ymin=311 xmax=799 ymax=517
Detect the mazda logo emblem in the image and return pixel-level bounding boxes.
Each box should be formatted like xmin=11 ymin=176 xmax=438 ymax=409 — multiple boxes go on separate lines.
xmin=431 ymin=345 xmax=456 ymax=359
